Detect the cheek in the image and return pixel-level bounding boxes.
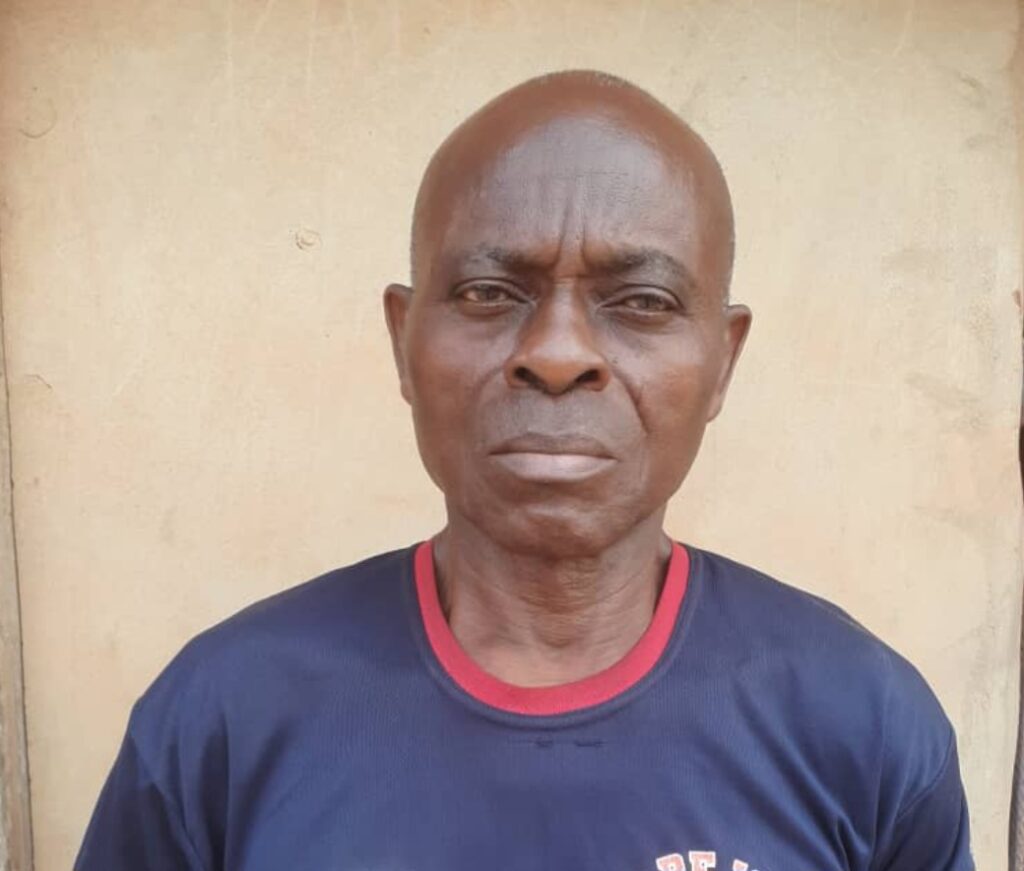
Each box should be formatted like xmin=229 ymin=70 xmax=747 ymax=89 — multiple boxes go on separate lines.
xmin=405 ymin=322 xmax=502 ymax=467
xmin=629 ymin=354 xmax=720 ymax=470
xmin=409 ymin=327 xmax=491 ymax=412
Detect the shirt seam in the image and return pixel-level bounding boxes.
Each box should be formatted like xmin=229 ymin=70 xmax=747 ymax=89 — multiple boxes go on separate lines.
xmin=869 ymin=705 xmax=957 ymax=871
xmin=871 ymin=654 xmax=895 ymax=865
xmin=891 ymin=728 xmax=956 ymax=828
xmin=127 ymin=728 xmax=212 ymax=871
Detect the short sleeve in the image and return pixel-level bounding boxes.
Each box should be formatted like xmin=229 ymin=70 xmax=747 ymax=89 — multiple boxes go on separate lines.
xmin=870 ymin=651 xmax=974 ymax=871
xmin=74 ymin=731 xmax=208 ymax=871
xmin=871 ymin=736 xmax=973 ymax=870
xmin=75 ymin=635 xmax=228 ymax=871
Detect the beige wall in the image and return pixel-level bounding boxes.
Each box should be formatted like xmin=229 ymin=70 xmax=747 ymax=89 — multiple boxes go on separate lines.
xmin=0 ymin=1 xmax=1021 ymax=869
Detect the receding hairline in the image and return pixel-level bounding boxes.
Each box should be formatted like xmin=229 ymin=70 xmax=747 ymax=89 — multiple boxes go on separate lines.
xmin=409 ymin=69 xmax=735 ymax=296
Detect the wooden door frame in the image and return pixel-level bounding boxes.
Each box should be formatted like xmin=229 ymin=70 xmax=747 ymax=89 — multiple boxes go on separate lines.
xmin=0 ymin=247 xmax=32 ymax=869
xmin=1012 ymin=11 xmax=1024 ymax=869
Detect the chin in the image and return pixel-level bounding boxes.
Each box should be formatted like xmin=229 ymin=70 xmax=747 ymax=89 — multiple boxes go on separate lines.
xmin=478 ymin=502 xmax=638 ymax=560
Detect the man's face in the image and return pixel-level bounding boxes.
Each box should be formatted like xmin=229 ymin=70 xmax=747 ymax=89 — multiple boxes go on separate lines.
xmin=386 ymin=114 xmax=749 ymax=557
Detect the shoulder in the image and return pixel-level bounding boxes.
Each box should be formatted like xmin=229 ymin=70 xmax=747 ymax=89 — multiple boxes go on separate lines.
xmin=125 ymin=545 xmax=417 ymax=753
xmin=690 ymin=546 xmax=891 ymax=656
xmin=690 ymin=546 xmax=944 ymax=701
xmin=166 ymin=544 xmax=412 ymax=670
xmin=687 ymin=546 xmax=957 ymax=815
xmin=198 ymin=544 xmax=412 ymax=651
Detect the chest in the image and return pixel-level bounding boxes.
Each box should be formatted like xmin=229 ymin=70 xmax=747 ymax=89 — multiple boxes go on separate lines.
xmin=221 ymin=719 xmax=869 ymax=871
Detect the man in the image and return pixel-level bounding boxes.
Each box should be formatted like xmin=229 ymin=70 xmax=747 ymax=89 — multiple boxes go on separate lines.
xmin=76 ymin=70 xmax=972 ymax=870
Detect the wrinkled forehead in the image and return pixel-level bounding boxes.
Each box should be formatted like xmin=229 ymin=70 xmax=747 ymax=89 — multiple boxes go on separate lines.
xmin=416 ymin=115 xmax=706 ymax=280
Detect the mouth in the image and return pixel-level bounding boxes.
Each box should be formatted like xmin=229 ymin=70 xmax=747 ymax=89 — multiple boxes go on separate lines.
xmin=489 ymin=434 xmax=616 ymax=483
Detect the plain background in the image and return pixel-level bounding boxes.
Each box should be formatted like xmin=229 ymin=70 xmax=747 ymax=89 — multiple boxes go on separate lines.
xmin=0 ymin=1 xmax=1021 ymax=868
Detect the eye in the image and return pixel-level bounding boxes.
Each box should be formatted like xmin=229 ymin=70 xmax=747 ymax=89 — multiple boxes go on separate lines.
xmin=452 ymin=280 xmax=525 ymax=312
xmin=608 ymin=288 xmax=680 ymax=317
xmin=460 ymin=282 xmax=514 ymax=304
xmin=620 ymin=294 xmax=672 ymax=311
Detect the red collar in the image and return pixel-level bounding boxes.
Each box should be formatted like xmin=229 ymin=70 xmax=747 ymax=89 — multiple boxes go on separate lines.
xmin=413 ymin=540 xmax=690 ymax=716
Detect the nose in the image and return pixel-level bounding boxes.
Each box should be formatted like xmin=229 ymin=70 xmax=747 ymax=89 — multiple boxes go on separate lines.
xmin=504 ymin=291 xmax=611 ymax=394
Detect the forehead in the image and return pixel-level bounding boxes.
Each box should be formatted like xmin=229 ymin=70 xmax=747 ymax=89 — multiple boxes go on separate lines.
xmin=423 ymin=116 xmax=703 ymax=271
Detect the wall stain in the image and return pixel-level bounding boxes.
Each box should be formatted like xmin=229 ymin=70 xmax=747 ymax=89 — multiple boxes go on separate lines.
xmin=295 ymin=227 xmax=321 ymax=251
xmin=24 ymin=374 xmax=53 ymax=392
xmin=955 ymin=71 xmax=987 ymax=108
xmin=18 ymin=92 xmax=57 ymax=140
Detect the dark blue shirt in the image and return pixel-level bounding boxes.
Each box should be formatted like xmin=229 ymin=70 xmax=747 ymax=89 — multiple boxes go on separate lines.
xmin=76 ymin=542 xmax=973 ymax=870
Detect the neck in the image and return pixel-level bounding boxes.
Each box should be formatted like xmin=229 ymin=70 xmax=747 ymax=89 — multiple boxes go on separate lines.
xmin=432 ymin=513 xmax=672 ymax=688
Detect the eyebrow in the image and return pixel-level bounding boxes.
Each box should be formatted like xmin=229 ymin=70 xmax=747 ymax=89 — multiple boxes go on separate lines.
xmin=463 ymin=244 xmax=698 ymax=293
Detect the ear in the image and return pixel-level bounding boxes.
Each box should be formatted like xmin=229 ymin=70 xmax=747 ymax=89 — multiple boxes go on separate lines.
xmin=383 ymin=283 xmax=414 ymax=404
xmin=706 ymin=303 xmax=752 ymax=422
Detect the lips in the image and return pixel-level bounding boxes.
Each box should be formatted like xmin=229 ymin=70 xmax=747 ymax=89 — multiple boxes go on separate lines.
xmin=489 ymin=433 xmax=616 ymax=482
xmin=490 ymin=433 xmax=614 ymax=458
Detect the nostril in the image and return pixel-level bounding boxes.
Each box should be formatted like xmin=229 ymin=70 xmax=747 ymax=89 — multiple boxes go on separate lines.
xmin=509 ymin=364 xmax=607 ymax=393
xmin=513 ymin=366 xmax=540 ymax=387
